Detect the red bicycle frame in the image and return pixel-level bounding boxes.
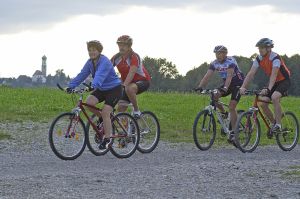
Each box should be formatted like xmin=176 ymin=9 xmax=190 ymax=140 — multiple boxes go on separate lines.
xmin=250 ymin=93 xmax=274 ymax=131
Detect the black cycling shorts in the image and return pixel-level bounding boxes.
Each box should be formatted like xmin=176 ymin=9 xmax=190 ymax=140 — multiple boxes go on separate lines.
xmin=91 ymin=85 xmax=122 ymax=108
xmin=121 ymin=80 xmax=150 ymax=102
xmin=218 ymin=84 xmax=241 ymax=102
xmin=266 ymin=79 xmax=291 ymax=98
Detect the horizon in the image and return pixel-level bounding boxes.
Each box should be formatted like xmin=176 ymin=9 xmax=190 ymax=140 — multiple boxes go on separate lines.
xmin=0 ymin=1 xmax=299 ymax=78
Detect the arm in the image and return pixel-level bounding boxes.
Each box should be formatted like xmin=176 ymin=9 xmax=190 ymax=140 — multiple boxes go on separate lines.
xmin=268 ymin=68 xmax=279 ymax=90
xmin=92 ymin=57 xmax=112 ymax=89
xmin=197 ymin=69 xmax=214 ymax=88
xmin=68 ymin=61 xmax=90 ymax=88
xmin=123 ymin=65 xmax=138 ymax=86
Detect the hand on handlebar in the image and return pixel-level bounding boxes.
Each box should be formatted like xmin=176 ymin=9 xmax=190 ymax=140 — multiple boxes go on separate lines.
xmin=239 ymin=87 xmax=246 ymax=95
xmin=64 ymin=87 xmax=74 ymax=94
xmin=219 ymin=87 xmax=228 ymax=95
xmin=260 ymin=88 xmax=270 ymax=96
xmin=194 ymin=87 xmax=203 ymax=92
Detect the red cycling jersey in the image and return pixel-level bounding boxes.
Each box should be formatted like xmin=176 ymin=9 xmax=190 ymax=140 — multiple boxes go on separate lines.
xmin=111 ymin=51 xmax=151 ymax=82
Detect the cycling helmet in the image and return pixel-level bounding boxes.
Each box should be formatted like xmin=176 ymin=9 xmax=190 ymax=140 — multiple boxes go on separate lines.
xmin=213 ymin=45 xmax=228 ymax=53
xmin=255 ymin=38 xmax=274 ymax=48
xmin=116 ymin=35 xmax=133 ymax=46
xmin=87 ymin=40 xmax=103 ymax=52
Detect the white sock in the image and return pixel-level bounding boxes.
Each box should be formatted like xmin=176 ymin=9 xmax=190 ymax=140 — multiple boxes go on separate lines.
xmin=133 ymin=110 xmax=141 ymax=115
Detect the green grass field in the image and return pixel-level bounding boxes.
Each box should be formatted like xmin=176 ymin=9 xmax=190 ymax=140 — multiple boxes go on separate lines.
xmin=1 ymin=86 xmax=299 ymax=145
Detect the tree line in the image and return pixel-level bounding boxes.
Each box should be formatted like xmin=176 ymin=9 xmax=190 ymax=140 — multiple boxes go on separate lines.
xmin=143 ymin=54 xmax=300 ymax=96
xmin=1 ymin=54 xmax=299 ymax=96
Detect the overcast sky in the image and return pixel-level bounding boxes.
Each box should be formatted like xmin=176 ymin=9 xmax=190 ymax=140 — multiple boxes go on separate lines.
xmin=0 ymin=0 xmax=299 ymax=78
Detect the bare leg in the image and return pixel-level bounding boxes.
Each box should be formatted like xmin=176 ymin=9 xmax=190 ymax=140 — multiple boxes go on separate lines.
xmin=228 ymin=100 xmax=238 ymax=129
xmin=86 ymin=95 xmax=101 ymax=118
xmin=101 ymin=104 xmax=113 ymax=139
xmin=125 ymin=83 xmax=139 ymax=112
xmin=214 ymin=93 xmax=226 ymax=113
xmin=271 ymin=91 xmax=282 ymax=124
xmin=258 ymin=96 xmax=275 ymax=124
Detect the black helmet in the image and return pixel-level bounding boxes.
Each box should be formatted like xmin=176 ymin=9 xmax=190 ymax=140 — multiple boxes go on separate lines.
xmin=213 ymin=45 xmax=228 ymax=53
xmin=255 ymin=38 xmax=274 ymax=48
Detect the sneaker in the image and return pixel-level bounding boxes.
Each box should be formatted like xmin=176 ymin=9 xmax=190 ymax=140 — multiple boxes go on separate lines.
xmin=98 ymin=138 xmax=111 ymax=150
xmin=271 ymin=124 xmax=282 ymax=134
xmin=133 ymin=110 xmax=142 ymax=118
xmin=227 ymin=131 xmax=238 ymax=148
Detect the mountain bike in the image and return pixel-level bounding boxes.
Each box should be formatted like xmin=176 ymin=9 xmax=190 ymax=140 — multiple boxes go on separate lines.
xmin=193 ymin=89 xmax=243 ymax=150
xmin=234 ymin=90 xmax=299 ymax=153
xmin=127 ymin=103 xmax=160 ymax=153
xmin=48 ymin=83 xmax=140 ymax=160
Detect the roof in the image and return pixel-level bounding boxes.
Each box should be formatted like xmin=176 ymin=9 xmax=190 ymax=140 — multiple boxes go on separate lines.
xmin=33 ymin=70 xmax=43 ymax=76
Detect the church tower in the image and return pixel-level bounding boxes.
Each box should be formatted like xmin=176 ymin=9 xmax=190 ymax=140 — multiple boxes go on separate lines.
xmin=42 ymin=55 xmax=47 ymax=76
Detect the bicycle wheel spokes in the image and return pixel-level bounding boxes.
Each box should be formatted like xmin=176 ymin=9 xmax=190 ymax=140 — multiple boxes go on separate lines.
xmin=49 ymin=113 xmax=86 ymax=160
xmin=235 ymin=111 xmax=260 ymax=153
xmin=137 ymin=111 xmax=160 ymax=153
xmin=193 ymin=110 xmax=216 ymax=150
xmin=86 ymin=114 xmax=109 ymax=156
xmin=276 ymin=111 xmax=299 ymax=151
xmin=110 ymin=112 xmax=140 ymax=158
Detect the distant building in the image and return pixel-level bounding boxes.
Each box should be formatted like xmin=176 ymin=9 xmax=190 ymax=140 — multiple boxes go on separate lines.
xmin=32 ymin=55 xmax=47 ymax=83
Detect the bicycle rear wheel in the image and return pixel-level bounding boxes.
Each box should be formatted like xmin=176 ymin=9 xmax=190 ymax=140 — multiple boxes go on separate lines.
xmin=136 ymin=111 xmax=160 ymax=153
xmin=49 ymin=112 xmax=87 ymax=160
xmin=193 ymin=110 xmax=216 ymax=150
xmin=234 ymin=111 xmax=261 ymax=153
xmin=109 ymin=112 xmax=140 ymax=158
xmin=276 ymin=111 xmax=299 ymax=151
xmin=86 ymin=114 xmax=109 ymax=156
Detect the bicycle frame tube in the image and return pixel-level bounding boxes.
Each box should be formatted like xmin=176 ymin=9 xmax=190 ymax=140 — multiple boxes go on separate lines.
xmin=251 ymin=94 xmax=273 ymax=129
xmin=76 ymin=100 xmax=127 ymax=138
xmin=208 ymin=91 xmax=231 ymax=133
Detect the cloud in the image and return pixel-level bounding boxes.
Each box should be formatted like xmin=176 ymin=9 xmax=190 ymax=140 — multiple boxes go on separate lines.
xmin=0 ymin=0 xmax=299 ymax=34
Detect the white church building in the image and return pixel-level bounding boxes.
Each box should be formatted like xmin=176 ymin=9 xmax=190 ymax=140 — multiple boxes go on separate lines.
xmin=32 ymin=55 xmax=47 ymax=83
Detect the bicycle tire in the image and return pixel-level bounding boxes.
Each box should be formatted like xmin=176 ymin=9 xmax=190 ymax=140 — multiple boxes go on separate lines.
xmin=49 ymin=112 xmax=87 ymax=160
xmin=234 ymin=111 xmax=261 ymax=153
xmin=193 ymin=110 xmax=216 ymax=150
xmin=109 ymin=112 xmax=140 ymax=158
xmin=276 ymin=111 xmax=299 ymax=151
xmin=136 ymin=111 xmax=160 ymax=153
xmin=86 ymin=114 xmax=109 ymax=156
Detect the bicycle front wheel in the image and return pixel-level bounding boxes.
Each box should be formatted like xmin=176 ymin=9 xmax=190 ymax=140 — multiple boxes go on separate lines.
xmin=234 ymin=111 xmax=261 ymax=153
xmin=49 ymin=112 xmax=87 ymax=160
xmin=136 ymin=111 xmax=160 ymax=153
xmin=109 ymin=112 xmax=140 ymax=158
xmin=276 ymin=111 xmax=299 ymax=151
xmin=86 ymin=114 xmax=109 ymax=156
xmin=193 ymin=110 xmax=216 ymax=150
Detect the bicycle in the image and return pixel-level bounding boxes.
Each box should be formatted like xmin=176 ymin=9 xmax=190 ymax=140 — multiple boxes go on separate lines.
xmin=234 ymin=89 xmax=299 ymax=153
xmin=126 ymin=103 xmax=160 ymax=153
xmin=193 ymin=89 xmax=244 ymax=150
xmin=48 ymin=83 xmax=140 ymax=160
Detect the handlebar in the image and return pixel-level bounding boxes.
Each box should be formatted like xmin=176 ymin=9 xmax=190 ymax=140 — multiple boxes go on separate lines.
xmin=243 ymin=89 xmax=262 ymax=95
xmin=56 ymin=83 xmax=91 ymax=94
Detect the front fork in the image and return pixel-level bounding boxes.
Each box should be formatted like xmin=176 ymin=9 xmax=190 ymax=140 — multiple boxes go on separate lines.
xmin=65 ymin=108 xmax=81 ymax=138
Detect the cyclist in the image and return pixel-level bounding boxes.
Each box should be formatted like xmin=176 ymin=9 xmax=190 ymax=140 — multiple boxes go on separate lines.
xmin=239 ymin=38 xmax=291 ymax=137
xmin=111 ymin=35 xmax=151 ymax=117
xmin=66 ymin=40 xmax=122 ymax=149
xmin=195 ymin=45 xmax=245 ymax=142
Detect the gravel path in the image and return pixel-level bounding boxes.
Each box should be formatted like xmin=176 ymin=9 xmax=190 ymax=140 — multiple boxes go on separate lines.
xmin=0 ymin=122 xmax=299 ymax=199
